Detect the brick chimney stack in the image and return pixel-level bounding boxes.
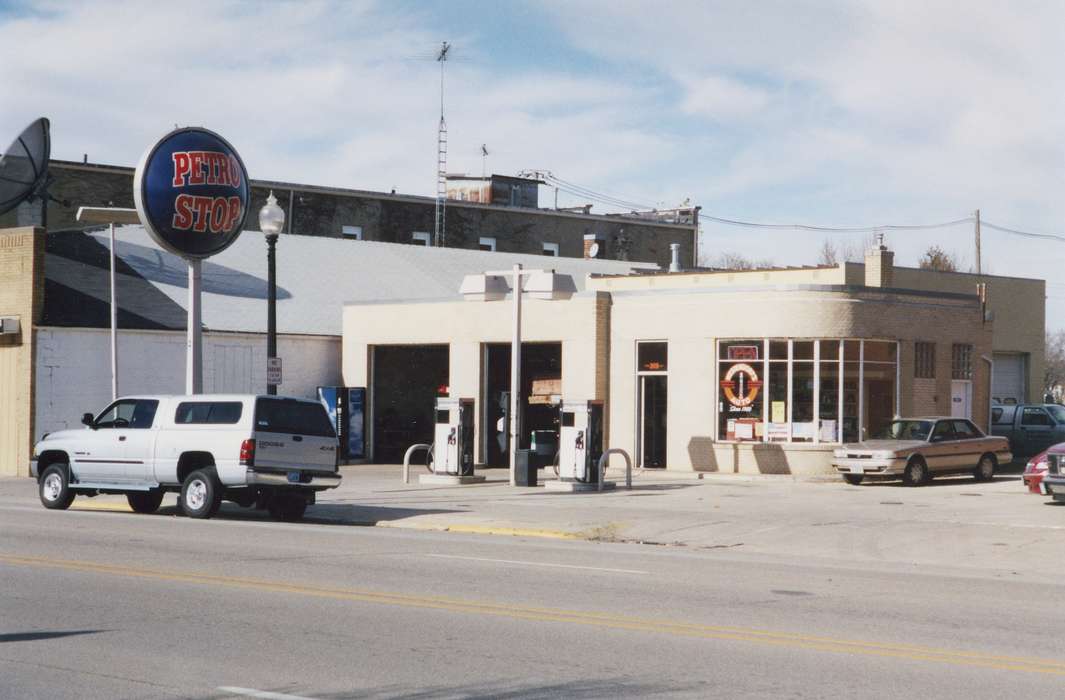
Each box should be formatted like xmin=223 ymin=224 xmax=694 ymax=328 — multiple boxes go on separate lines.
xmin=864 ymin=235 xmax=894 ymax=288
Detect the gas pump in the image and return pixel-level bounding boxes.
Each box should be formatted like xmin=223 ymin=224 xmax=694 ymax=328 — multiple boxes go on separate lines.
xmin=432 ymin=398 xmax=474 ymax=476
xmin=558 ymin=400 xmax=604 ymax=483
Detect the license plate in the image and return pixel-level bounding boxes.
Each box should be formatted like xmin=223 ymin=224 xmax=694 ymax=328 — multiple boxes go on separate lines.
xmin=287 ymin=471 xmax=301 ymax=483
xmin=850 ymin=465 xmax=865 ymax=474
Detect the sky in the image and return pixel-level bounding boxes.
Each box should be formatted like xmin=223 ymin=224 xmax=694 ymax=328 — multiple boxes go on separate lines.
xmin=1 ymin=0 xmax=1062 ymax=329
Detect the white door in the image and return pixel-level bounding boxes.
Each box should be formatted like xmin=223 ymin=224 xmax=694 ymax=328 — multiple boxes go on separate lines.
xmin=951 ymin=380 xmax=972 ymax=419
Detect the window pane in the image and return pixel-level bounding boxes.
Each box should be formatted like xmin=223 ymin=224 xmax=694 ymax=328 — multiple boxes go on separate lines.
xmin=767 ymin=362 xmax=788 ymax=441
xmin=792 ymin=361 xmax=814 ymax=442
xmin=1021 ymin=408 xmax=1050 ymax=426
xmin=637 ymin=342 xmax=668 ymax=371
xmin=842 ymin=363 xmax=860 ymax=441
xmin=864 ymin=341 xmax=897 ymax=363
xmin=844 ymin=340 xmax=861 ymax=362
xmin=793 ymin=341 xmax=814 ymax=360
xmin=952 ymin=420 xmax=978 ymax=439
xmin=719 ymin=360 xmax=763 ymax=440
xmin=820 ymin=340 xmax=840 ymax=360
xmin=720 ymin=340 xmax=761 ymax=361
xmin=770 ymin=340 xmax=788 ymax=360
xmin=819 ymin=361 xmax=840 ymax=441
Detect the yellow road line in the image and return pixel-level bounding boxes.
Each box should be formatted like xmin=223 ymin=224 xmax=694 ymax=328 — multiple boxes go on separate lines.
xmin=1 ymin=553 xmax=1062 ymax=676
xmin=380 ymin=521 xmax=580 ymax=539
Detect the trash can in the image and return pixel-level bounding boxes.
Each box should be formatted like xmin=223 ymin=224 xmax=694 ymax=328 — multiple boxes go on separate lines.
xmin=515 ymin=449 xmax=537 ymax=487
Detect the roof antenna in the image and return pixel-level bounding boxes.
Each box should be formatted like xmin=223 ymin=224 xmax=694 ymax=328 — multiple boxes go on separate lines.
xmin=434 ymin=41 xmax=450 ymax=248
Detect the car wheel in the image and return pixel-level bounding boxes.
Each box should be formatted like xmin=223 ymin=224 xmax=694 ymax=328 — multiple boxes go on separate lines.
xmin=974 ymin=454 xmax=996 ymax=482
xmin=903 ymin=458 xmax=929 ymax=487
xmin=843 ymin=474 xmax=864 ymax=486
xmin=267 ymin=493 xmax=307 ymax=522
xmin=127 ymin=490 xmax=164 ymax=514
xmin=180 ymin=469 xmax=222 ymax=519
xmin=39 ymin=464 xmax=75 ymax=510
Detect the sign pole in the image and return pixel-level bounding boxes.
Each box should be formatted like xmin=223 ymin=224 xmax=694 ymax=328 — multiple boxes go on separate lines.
xmin=186 ymin=258 xmax=202 ymax=394
xmin=109 ymin=222 xmax=118 ymax=401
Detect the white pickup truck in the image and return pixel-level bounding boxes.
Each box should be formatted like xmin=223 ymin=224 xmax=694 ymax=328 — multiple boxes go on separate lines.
xmin=30 ymin=394 xmax=341 ymax=521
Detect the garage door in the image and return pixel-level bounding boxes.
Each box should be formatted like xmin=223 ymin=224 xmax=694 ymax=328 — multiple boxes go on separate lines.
xmin=992 ymin=353 xmax=1026 ymax=404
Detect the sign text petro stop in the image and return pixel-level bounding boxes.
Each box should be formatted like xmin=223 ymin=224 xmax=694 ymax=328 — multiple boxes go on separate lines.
xmin=133 ymin=127 xmax=250 ymax=259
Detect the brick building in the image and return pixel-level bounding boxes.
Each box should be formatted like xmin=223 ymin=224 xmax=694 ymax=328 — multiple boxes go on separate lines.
xmin=0 ymin=161 xmax=700 ymax=269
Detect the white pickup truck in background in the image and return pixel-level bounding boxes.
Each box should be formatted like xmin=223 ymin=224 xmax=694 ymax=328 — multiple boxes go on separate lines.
xmin=31 ymin=394 xmax=341 ymax=520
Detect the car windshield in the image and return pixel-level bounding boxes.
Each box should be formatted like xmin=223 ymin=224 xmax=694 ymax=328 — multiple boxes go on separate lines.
xmin=1048 ymin=405 xmax=1065 ymax=424
xmin=878 ymin=420 xmax=934 ymax=441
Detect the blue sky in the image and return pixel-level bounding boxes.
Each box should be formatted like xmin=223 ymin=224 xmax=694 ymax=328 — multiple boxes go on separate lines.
xmin=1 ymin=0 xmax=1062 ymax=328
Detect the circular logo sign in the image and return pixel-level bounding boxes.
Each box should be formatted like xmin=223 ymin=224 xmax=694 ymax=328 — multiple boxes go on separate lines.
xmin=133 ymin=127 xmax=249 ymax=259
xmin=720 ymin=363 xmax=763 ymax=408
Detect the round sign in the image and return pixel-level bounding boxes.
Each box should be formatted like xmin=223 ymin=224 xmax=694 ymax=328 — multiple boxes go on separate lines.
xmin=133 ymin=127 xmax=250 ymax=259
xmin=720 ymin=363 xmax=763 ymax=408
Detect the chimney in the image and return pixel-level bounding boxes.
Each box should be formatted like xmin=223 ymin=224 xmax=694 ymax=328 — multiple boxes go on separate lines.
xmin=864 ymin=234 xmax=894 ymax=287
xmin=669 ymin=243 xmax=681 ymax=272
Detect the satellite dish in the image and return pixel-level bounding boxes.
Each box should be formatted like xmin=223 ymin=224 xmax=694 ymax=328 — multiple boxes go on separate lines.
xmin=588 ymin=242 xmax=600 ymax=258
xmin=0 ymin=117 xmax=51 ymax=217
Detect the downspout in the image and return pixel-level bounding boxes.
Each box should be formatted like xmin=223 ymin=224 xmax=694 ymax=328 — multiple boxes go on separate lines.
xmin=981 ymin=354 xmax=993 ymax=433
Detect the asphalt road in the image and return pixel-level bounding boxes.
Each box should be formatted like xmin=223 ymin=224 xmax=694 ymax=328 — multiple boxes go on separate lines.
xmin=2 ymin=488 xmax=1064 ymax=699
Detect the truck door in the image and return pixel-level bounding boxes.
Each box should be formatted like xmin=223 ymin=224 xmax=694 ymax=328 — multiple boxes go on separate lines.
xmin=1019 ymin=407 xmax=1054 ymax=460
xmin=77 ymin=399 xmax=141 ymax=482
xmin=114 ymin=399 xmax=161 ymax=483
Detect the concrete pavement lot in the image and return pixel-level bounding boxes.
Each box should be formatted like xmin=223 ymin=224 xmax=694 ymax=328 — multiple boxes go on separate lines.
xmin=2 ymin=469 xmax=1065 ymax=699
xmin=2 ymin=465 xmax=1063 ymax=579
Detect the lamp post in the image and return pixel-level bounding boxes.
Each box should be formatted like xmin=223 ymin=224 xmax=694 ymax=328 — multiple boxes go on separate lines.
xmin=460 ymin=267 xmax=576 ymax=485
xmin=259 ymin=191 xmax=285 ymax=395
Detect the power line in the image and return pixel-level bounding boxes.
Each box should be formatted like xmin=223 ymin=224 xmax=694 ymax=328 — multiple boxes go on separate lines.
xmin=699 ymin=214 xmax=974 ymax=234
xmin=980 ymin=221 xmax=1065 ymax=244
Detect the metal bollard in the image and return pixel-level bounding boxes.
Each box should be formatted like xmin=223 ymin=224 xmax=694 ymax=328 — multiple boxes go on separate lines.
xmin=597 ymin=448 xmax=632 ymax=491
xmin=402 ymin=444 xmax=432 ymax=484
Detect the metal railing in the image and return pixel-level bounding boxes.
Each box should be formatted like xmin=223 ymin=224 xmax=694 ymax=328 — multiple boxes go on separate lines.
xmin=402 ymin=444 xmax=432 ymax=484
xmin=597 ymin=448 xmax=633 ymax=491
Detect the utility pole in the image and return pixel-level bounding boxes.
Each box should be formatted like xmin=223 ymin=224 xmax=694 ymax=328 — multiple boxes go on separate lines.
xmin=974 ymin=208 xmax=981 ymax=275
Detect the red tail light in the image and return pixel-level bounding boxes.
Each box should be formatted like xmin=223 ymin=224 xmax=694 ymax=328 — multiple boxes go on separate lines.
xmin=240 ymin=439 xmax=255 ymax=467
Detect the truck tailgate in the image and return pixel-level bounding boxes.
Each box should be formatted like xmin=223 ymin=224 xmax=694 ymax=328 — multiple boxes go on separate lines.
xmin=253 ymin=397 xmax=337 ymax=472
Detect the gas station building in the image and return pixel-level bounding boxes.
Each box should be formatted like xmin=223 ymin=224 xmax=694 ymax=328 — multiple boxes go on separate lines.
xmin=343 ymin=244 xmax=1046 ymax=475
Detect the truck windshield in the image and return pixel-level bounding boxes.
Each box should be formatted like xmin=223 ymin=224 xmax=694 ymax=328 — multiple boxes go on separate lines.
xmin=878 ymin=420 xmax=933 ymax=441
xmin=254 ymin=398 xmax=336 ymax=438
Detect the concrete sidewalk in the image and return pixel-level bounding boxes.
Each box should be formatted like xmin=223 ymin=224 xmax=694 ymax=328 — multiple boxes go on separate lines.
xmin=4 ymin=464 xmax=1062 ymax=578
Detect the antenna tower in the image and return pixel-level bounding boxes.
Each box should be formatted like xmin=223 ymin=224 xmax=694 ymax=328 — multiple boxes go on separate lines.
xmin=434 ymin=41 xmax=450 ymax=247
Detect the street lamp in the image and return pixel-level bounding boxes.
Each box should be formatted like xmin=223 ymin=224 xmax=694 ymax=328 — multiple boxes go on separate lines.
xmin=259 ymin=191 xmax=285 ymax=395
xmin=460 ymin=265 xmax=576 ymax=485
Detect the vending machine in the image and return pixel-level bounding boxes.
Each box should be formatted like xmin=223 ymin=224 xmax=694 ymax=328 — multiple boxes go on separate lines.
xmin=432 ymin=397 xmax=475 ymax=476
xmin=558 ymin=400 xmax=604 ymax=484
xmin=317 ymin=387 xmax=366 ymax=460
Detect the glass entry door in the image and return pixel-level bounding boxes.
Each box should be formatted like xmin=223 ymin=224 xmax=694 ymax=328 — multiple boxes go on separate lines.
xmin=639 ymin=375 xmax=668 ymax=468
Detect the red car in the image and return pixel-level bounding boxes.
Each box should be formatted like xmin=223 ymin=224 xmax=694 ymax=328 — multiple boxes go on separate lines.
xmin=1023 ymin=443 xmax=1065 ymax=493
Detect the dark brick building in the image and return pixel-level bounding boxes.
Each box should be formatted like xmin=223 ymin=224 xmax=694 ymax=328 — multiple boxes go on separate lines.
xmin=2 ymin=160 xmax=700 ymax=268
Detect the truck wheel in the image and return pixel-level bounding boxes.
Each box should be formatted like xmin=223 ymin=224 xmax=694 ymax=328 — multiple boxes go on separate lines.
xmin=39 ymin=464 xmax=75 ymax=510
xmin=127 ymin=490 xmax=164 ymax=514
xmin=973 ymin=454 xmax=996 ymax=482
xmin=843 ymin=474 xmax=864 ymax=486
xmin=268 ymin=493 xmax=307 ymax=522
xmin=903 ymin=458 xmax=929 ymax=487
xmin=180 ymin=469 xmax=222 ymax=519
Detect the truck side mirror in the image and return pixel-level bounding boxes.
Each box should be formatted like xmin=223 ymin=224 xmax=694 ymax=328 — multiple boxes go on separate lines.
xmin=81 ymin=412 xmax=95 ymax=429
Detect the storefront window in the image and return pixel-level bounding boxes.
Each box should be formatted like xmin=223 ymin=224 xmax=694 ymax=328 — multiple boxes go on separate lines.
xmin=718 ymin=340 xmax=764 ymax=441
xmin=717 ymin=338 xmax=897 ymax=444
